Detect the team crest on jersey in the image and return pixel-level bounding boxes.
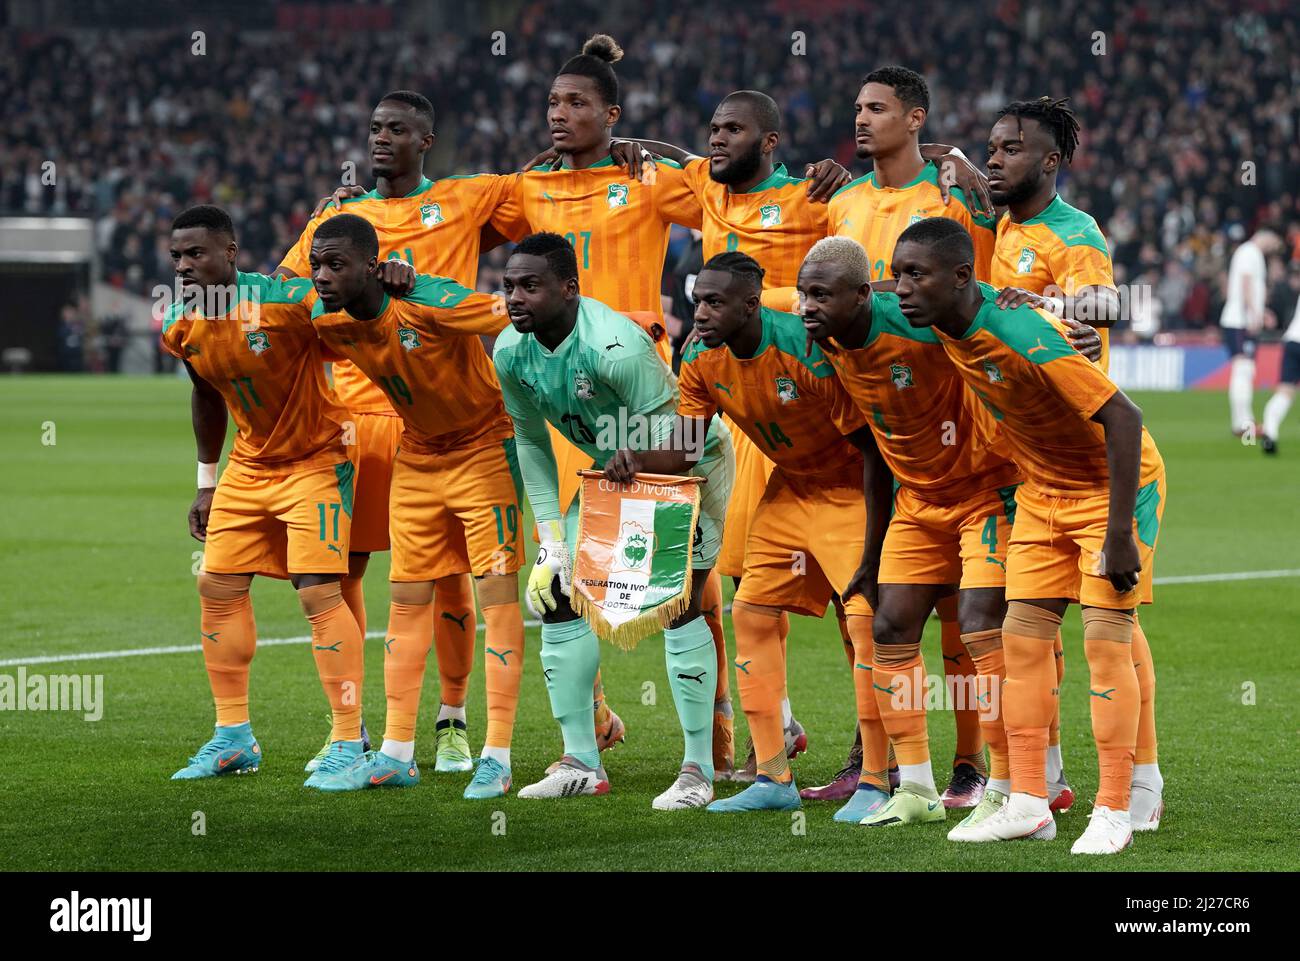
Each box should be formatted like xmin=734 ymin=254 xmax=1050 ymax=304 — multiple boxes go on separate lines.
xmin=760 ymin=203 xmax=782 ymax=228
xmin=908 ymin=210 xmax=929 ymax=226
xmin=775 ymin=375 xmax=798 ymax=403
xmin=245 ymin=331 xmax=271 ymax=355
xmin=1016 ymin=247 xmax=1036 ymax=274
xmin=890 ymin=363 xmax=914 ymax=390
xmin=606 ymin=183 xmax=629 ymax=208
xmin=420 ymin=202 xmax=444 ymax=227
xmin=574 ymin=370 xmax=596 ymax=400
xmin=398 ymin=327 xmax=421 ymax=351
xmin=982 ymin=360 xmax=1004 ymax=384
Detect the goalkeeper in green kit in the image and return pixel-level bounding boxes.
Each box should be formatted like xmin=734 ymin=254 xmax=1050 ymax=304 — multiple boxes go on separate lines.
xmin=493 ymin=233 xmax=735 ymax=807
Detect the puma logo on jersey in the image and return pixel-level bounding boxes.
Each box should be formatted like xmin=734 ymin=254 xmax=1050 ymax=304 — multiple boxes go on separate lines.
xmin=326 ymin=544 xmax=342 ymax=555
xmin=1027 ymin=338 xmax=1048 ymax=355
xmin=605 ymin=338 xmax=624 ymax=351
xmin=676 ymin=671 xmax=707 ymax=684
xmin=714 ymin=382 xmax=733 ymax=397
xmin=184 ymin=344 xmax=201 ymax=357
xmin=520 ymin=377 xmax=537 ymax=393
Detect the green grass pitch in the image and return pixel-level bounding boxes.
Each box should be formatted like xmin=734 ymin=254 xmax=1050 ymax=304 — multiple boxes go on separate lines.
xmin=1 ymin=375 xmax=1296 ymax=871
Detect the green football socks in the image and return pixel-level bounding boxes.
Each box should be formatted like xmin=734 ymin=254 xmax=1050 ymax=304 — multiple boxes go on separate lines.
xmin=664 ymin=616 xmax=716 ymax=782
xmin=540 ymin=618 xmax=601 ymax=770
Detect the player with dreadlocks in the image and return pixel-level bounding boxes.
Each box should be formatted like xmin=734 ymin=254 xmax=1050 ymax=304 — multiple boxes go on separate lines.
xmin=987 ymin=97 xmax=1117 ymax=368
xmin=985 ymin=97 xmax=1164 ymax=833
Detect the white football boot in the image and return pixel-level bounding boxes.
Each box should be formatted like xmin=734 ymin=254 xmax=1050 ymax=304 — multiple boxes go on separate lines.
xmin=1072 ymin=805 xmax=1134 ymax=854
xmin=517 ymin=756 xmax=610 ymax=799
xmin=652 ymin=764 xmax=714 ymax=811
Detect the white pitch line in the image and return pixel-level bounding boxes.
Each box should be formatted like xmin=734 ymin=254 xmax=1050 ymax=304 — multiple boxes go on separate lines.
xmin=4 ymin=567 xmax=1299 ymax=668
xmin=1152 ymin=568 xmax=1300 ymax=585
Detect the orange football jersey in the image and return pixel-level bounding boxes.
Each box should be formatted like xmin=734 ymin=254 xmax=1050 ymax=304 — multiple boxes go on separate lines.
xmin=679 ymin=306 xmax=867 ymax=481
xmin=935 ymin=284 xmax=1163 ymax=495
xmin=829 ymin=162 xmax=996 ymax=283
xmin=506 ymin=156 xmax=699 ymax=320
xmin=656 ymin=158 xmax=829 ymax=295
xmin=279 ymin=174 xmax=524 ymax=414
xmin=827 ymin=292 xmax=1022 ymax=504
xmin=161 ymin=272 xmax=349 ymax=474
xmin=309 ymin=274 xmax=513 ymax=456
xmin=990 ymin=194 xmax=1117 ymax=372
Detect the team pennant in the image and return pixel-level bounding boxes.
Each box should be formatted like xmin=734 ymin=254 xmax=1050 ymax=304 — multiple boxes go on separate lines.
xmin=571 ymin=469 xmax=704 ymax=649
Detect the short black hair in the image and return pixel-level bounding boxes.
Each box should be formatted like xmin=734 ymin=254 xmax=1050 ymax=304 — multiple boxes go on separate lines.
xmin=895 ymin=217 xmax=974 ymax=269
xmin=863 ymin=66 xmax=930 ymax=113
xmin=996 ymin=96 xmax=1082 ymax=164
xmin=557 ymin=34 xmax=623 ymax=106
xmin=378 ymin=90 xmax=435 ymax=132
xmin=700 ymin=251 xmax=766 ymax=294
xmin=720 ymin=90 xmax=782 ymax=134
xmin=172 ymin=204 xmax=235 ymax=239
xmin=313 ymin=214 xmax=380 ymax=260
xmin=512 ymin=232 xmax=579 ymax=282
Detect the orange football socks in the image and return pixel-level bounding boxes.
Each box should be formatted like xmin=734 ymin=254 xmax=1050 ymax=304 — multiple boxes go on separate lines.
xmin=341 ymin=560 xmax=368 ymax=639
xmin=732 ymin=601 xmax=790 ymax=782
xmin=962 ymin=628 xmax=1009 ymax=786
xmin=433 ymin=573 xmax=475 ymax=709
xmin=701 ymin=569 xmax=729 ymax=703
xmin=197 ymin=573 xmax=257 ymax=727
xmin=1049 ymin=630 xmax=1064 ymax=748
xmin=483 ymin=601 xmax=526 ymax=749
xmin=1132 ymin=613 xmax=1158 ymax=765
xmin=873 ymin=639 xmax=929 ymax=779
xmin=298 ymin=581 xmax=365 ymax=742
xmin=1002 ymin=601 xmax=1061 ymax=798
xmin=937 ymin=593 xmax=984 ymax=770
xmin=381 ymin=587 xmax=435 ymax=743
xmin=1082 ymin=607 xmax=1139 ymax=810
xmin=847 ymin=614 xmax=891 ymax=790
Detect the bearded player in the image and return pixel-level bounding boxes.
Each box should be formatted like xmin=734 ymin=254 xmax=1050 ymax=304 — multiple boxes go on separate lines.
xmin=985 ymin=97 xmax=1163 ymax=823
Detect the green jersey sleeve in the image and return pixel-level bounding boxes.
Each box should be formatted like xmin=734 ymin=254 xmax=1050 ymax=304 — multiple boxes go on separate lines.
xmin=493 ymin=340 xmax=562 ymax=523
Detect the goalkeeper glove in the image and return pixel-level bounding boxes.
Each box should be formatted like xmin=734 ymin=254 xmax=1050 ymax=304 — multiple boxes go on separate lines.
xmin=526 ymin=519 xmax=572 ymax=617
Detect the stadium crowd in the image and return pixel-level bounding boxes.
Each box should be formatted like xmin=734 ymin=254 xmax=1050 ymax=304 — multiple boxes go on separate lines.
xmin=3 ymin=0 xmax=1298 ymax=366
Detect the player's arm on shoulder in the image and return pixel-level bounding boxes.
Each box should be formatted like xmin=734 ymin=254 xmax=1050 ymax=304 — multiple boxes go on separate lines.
xmin=1090 ymin=390 xmax=1144 ymax=593
xmin=841 ymin=423 xmax=891 ymax=610
xmin=802 ymin=159 xmax=852 ymax=203
xmin=921 ymin=143 xmax=996 ymax=218
xmin=410 ymin=276 xmax=509 ymax=336
xmin=182 ymin=360 xmax=227 ymax=542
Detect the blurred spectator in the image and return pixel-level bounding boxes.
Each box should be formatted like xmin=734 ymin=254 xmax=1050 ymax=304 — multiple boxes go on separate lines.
xmin=1 ymin=0 xmax=1297 ymax=342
